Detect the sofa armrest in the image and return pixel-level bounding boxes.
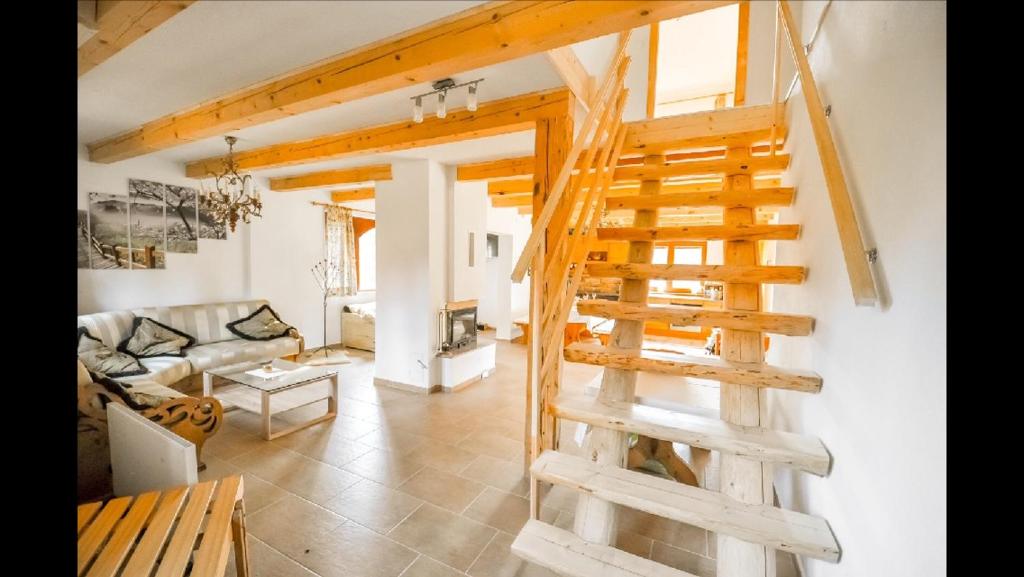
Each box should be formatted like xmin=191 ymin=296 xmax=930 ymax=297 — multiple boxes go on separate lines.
xmin=141 ymin=396 xmax=223 ymax=461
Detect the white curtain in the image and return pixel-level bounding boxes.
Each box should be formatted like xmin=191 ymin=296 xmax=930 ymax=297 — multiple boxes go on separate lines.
xmin=325 ymin=206 xmax=358 ymax=296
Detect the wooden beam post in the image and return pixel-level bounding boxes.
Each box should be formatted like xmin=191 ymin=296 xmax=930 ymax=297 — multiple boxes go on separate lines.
xmin=572 ymin=153 xmax=663 ymax=545
xmin=717 ymin=146 xmax=773 ymax=577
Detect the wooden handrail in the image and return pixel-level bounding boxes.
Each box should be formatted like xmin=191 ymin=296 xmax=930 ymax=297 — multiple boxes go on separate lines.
xmin=542 ymin=69 xmax=629 ymax=312
xmin=540 ymin=121 xmax=629 ymax=381
xmin=540 ymin=89 xmax=628 ymax=351
xmin=512 ymin=31 xmax=633 ymax=283
xmin=777 ymin=0 xmax=877 ymax=306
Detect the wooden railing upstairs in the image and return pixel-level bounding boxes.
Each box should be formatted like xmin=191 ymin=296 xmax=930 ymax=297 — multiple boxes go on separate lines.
xmin=512 ymin=31 xmax=633 ymax=472
xmin=773 ymin=0 xmax=878 ymax=306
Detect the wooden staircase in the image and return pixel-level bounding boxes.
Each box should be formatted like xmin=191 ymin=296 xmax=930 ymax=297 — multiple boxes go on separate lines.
xmin=508 ymin=2 xmax=874 ymax=574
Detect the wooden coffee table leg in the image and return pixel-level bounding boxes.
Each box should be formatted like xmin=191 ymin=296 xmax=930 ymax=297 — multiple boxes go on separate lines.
xmin=203 ymin=372 xmax=213 ymax=397
xmin=261 ymin=391 xmax=272 ymax=440
xmin=328 ymin=374 xmax=339 ymax=415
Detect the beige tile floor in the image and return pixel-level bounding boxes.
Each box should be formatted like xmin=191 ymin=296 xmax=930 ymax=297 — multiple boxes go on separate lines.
xmin=205 ymin=335 xmax=799 ymax=577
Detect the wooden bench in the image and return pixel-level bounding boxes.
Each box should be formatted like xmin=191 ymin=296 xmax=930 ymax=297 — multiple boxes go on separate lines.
xmin=77 ymin=475 xmax=250 ymax=577
xmin=513 ymin=317 xmax=590 ymax=346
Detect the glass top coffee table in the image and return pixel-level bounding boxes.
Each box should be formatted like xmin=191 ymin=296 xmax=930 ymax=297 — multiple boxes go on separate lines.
xmin=202 ymin=358 xmax=340 ymax=440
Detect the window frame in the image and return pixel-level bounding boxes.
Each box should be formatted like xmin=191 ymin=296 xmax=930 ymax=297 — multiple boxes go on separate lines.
xmin=653 ymin=240 xmax=706 ymax=295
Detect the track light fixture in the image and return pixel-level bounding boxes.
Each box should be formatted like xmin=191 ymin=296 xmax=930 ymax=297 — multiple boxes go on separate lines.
xmin=410 ymin=78 xmax=484 ymax=123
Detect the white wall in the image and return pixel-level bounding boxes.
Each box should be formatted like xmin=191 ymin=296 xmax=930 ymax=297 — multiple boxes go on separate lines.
xmin=486 ymin=204 xmax=533 ymax=336
xmin=451 ymin=181 xmax=488 ymax=302
xmin=77 ymin=146 xmax=250 ymax=314
xmin=374 ymin=160 xmax=449 ymax=390
xmin=764 ymin=3 xmax=945 ymax=576
xmin=248 ymin=187 xmax=374 ymax=349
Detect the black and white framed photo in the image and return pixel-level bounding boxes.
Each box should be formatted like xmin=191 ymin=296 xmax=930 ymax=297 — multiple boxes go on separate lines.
xmin=165 ymin=184 xmax=199 ymax=254
xmin=88 ymin=193 xmax=129 ymax=269
xmin=128 ymin=179 xmax=168 ymax=269
xmin=198 ymin=204 xmax=227 ymax=240
xmin=77 ymin=209 xmax=90 ymax=269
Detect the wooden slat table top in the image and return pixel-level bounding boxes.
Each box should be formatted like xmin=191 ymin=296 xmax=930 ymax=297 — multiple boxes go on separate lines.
xmin=77 ymin=475 xmax=245 ymax=577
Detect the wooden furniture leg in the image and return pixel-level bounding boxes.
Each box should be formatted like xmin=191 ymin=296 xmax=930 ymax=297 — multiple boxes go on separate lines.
xmin=231 ymin=500 xmax=250 ymax=577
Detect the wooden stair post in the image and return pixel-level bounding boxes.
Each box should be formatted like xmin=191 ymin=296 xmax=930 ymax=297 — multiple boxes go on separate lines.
xmin=718 ymin=145 xmax=774 ymax=577
xmin=573 ymin=153 xmax=663 ymax=544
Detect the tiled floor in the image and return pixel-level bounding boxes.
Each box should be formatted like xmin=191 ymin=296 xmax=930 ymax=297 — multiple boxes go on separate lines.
xmin=204 ymin=336 xmax=799 ymax=577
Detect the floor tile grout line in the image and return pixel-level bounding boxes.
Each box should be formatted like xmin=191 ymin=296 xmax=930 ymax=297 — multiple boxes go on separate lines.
xmin=463 ymin=530 xmax=499 ymax=575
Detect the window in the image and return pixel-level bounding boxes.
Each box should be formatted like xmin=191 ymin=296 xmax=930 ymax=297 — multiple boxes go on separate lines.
xmin=357 ymin=228 xmax=376 ymax=291
xmin=650 ymin=241 xmax=706 ymax=294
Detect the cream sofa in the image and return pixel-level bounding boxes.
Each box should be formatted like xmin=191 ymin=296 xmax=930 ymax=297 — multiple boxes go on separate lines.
xmin=341 ymin=302 xmax=375 ymax=352
xmin=77 ymin=299 xmax=304 ymax=392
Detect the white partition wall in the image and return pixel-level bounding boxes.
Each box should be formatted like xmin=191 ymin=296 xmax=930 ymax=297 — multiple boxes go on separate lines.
xmin=374 ymin=159 xmax=450 ymax=391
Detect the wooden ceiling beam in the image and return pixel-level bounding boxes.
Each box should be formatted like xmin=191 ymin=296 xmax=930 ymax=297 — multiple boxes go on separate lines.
xmin=488 ymin=179 xmax=535 ymax=196
xmin=458 ymin=157 xmax=534 ymax=181
xmin=79 ymin=1 xmax=195 ymax=77
xmin=331 ymin=188 xmax=375 ymax=202
xmin=546 ymin=46 xmax=595 ymax=109
xmin=491 ymin=195 xmax=534 ymax=208
xmin=185 ymin=88 xmax=572 ymax=177
xmin=269 ymin=164 xmax=391 ymax=192
xmin=89 ymin=0 xmax=734 ymax=163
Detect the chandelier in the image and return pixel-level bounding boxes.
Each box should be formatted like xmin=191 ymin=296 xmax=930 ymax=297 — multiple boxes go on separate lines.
xmin=198 ymin=136 xmax=262 ymax=232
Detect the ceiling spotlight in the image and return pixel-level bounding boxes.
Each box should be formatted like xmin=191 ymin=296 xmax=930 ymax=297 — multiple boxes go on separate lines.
xmin=437 ymin=91 xmax=447 ymax=119
xmin=467 ymin=83 xmax=478 ymax=112
xmin=409 ymin=77 xmax=484 ymax=123
xmin=413 ymin=96 xmax=423 ymax=123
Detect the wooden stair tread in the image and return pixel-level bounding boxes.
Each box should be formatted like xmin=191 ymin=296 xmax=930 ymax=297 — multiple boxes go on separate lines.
xmin=551 ymin=393 xmax=829 ymax=475
xmin=563 ymin=342 xmax=822 ymax=393
xmin=585 ymin=262 xmax=805 ymax=284
xmin=531 ymin=451 xmax=840 ymax=562
xmin=577 ymin=300 xmax=814 ymax=336
xmin=512 ymin=519 xmax=698 ymax=577
xmin=605 ymin=188 xmax=795 ymax=210
xmin=597 ymin=224 xmax=800 ymax=242
xmin=614 ymin=154 xmax=790 ymax=181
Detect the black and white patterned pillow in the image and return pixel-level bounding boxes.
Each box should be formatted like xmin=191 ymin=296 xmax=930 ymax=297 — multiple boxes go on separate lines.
xmin=118 ymin=317 xmax=196 ymax=358
xmin=88 ymin=371 xmax=171 ymax=410
xmin=78 ymin=327 xmax=148 ymax=378
xmin=226 ymin=304 xmax=295 ymax=341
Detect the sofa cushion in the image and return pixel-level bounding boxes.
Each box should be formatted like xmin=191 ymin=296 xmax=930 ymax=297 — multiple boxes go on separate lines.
xmin=118 ymin=356 xmax=191 ymax=387
xmin=78 ymin=310 xmax=136 ymax=350
xmin=184 ymin=337 xmax=300 ymax=372
xmin=78 ymin=327 xmax=148 ymax=378
xmin=89 ymin=371 xmax=176 ymax=410
xmin=131 ymin=300 xmax=272 ymax=345
xmin=118 ymin=317 xmax=196 ymax=358
xmin=226 ymin=304 xmax=295 ymax=341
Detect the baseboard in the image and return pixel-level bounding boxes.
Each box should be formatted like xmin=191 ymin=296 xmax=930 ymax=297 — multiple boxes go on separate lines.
xmin=373 ymin=377 xmax=440 ymax=394
xmin=441 ymin=369 xmax=492 ymax=393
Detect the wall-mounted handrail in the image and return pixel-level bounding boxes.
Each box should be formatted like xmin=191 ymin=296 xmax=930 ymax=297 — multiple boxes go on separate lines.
xmin=783 ymin=0 xmax=834 ymax=103
xmin=777 ymin=0 xmax=878 ymax=306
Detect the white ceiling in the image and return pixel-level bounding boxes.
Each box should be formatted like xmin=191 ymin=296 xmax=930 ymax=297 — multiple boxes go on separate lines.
xmin=77 ymin=0 xmax=657 ymax=191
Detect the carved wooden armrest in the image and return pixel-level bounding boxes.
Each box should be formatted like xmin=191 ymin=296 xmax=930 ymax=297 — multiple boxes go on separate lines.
xmin=141 ymin=396 xmax=224 ymax=461
xmin=288 ymin=327 xmax=305 ymax=354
